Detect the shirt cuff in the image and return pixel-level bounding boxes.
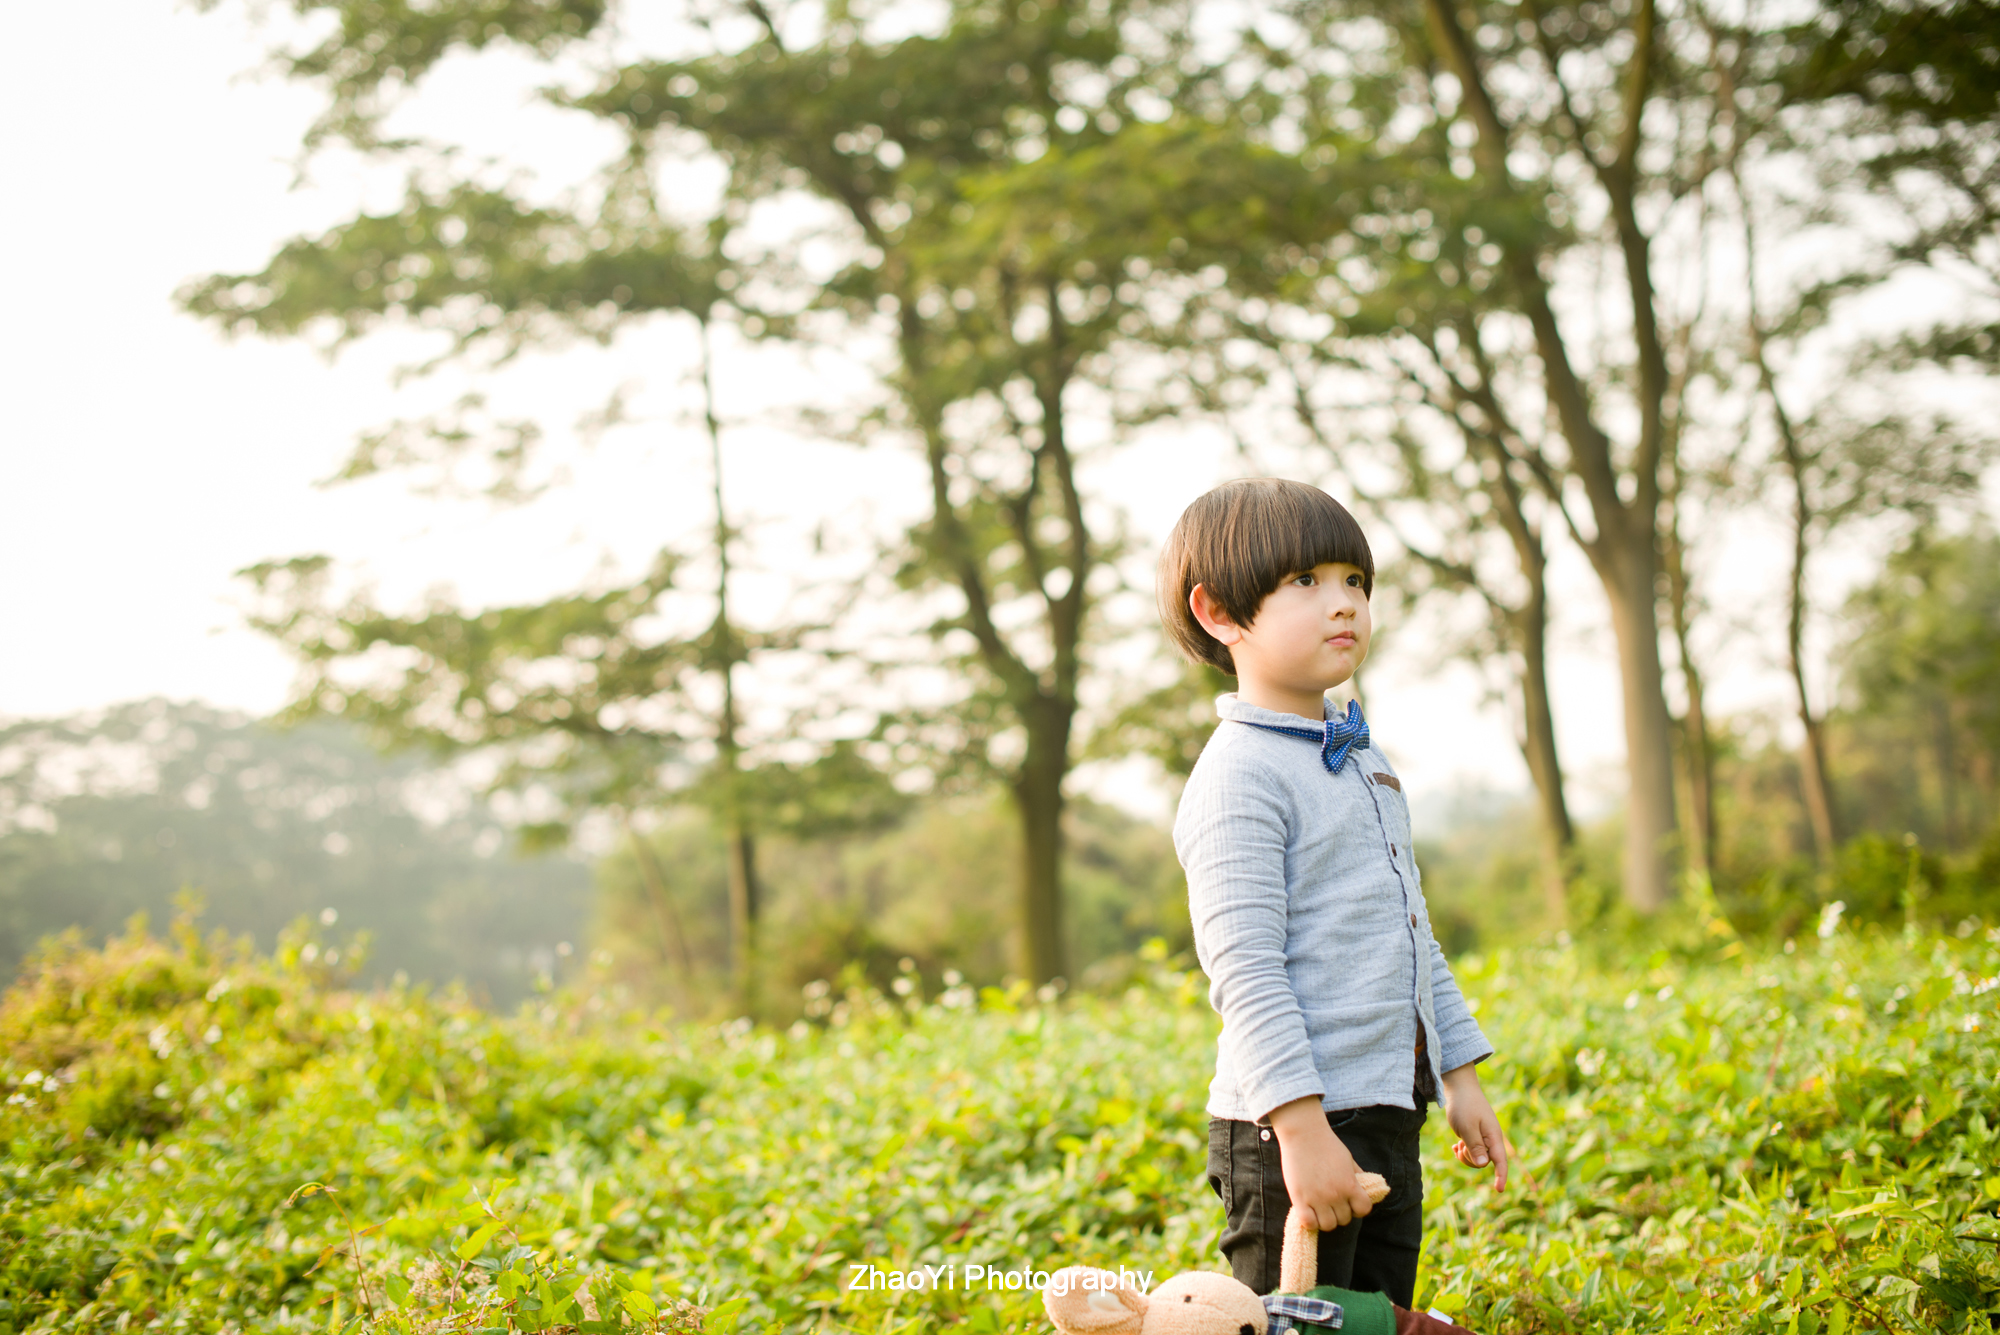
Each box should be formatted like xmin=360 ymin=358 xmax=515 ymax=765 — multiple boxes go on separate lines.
xmin=1245 ymin=1075 xmax=1329 ymax=1124
xmin=1437 ymin=1031 xmax=1495 ymax=1075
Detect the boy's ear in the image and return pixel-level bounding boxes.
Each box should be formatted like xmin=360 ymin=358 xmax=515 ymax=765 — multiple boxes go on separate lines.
xmin=1189 ymin=584 xmax=1243 ymax=646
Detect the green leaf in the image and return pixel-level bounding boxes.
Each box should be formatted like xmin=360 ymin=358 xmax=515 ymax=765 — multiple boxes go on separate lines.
xmin=455 ymin=1220 xmax=506 ymax=1261
xmin=706 ymin=1295 xmax=751 ymax=1334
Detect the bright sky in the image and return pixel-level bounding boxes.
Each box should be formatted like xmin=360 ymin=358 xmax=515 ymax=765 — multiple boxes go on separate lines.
xmin=4 ymin=1 xmax=1991 ymax=834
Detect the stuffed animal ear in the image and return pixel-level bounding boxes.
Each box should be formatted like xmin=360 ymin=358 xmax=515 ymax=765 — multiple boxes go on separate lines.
xmin=1279 ymin=1207 xmax=1317 ymax=1295
xmin=1043 ymin=1268 xmax=1146 ymax=1335
xmin=1278 ymin=1175 xmax=1390 ymax=1294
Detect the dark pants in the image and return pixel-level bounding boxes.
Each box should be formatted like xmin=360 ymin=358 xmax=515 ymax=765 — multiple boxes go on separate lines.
xmin=1206 ymin=1104 xmax=1427 ymax=1306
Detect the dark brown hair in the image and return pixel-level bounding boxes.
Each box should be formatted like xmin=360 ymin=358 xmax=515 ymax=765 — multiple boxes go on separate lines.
xmin=1156 ymin=478 xmax=1374 ymax=674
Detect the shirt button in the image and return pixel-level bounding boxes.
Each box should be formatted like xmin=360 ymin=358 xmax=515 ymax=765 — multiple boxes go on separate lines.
xmin=1259 ymin=1128 xmax=1272 ymax=1141
xmin=1410 ymin=913 xmax=1418 ymax=928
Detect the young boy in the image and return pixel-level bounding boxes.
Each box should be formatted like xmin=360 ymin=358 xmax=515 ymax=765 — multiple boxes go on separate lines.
xmin=1161 ymin=478 xmax=1507 ymax=1307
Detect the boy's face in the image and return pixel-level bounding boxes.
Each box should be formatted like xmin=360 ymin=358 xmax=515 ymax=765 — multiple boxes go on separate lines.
xmin=1193 ymin=561 xmax=1372 ymax=711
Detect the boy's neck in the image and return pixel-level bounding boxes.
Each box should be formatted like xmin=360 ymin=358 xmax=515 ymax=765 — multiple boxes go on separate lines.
xmin=1233 ymin=678 xmax=1333 ymax=723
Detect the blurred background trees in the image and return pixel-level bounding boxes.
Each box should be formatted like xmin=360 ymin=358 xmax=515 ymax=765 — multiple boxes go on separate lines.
xmin=3 ymin=0 xmax=1996 ymax=1016
xmin=0 ymin=700 xmax=591 ymax=1006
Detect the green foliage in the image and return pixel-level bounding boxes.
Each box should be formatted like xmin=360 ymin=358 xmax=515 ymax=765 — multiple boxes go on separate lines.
xmin=6 ymin=910 xmax=1999 ymax=1333
xmin=237 ymin=551 xmax=705 ymax=827
xmin=181 ymin=183 xmax=723 ymax=357
xmin=592 ymin=795 xmax=1186 ymax=1018
xmin=1780 ymin=0 xmax=2000 ymax=369
xmin=1659 ymin=527 xmax=2000 ymax=935
xmin=186 ymin=0 xmax=1269 ymax=985
xmin=191 ymin=0 xmax=609 ymax=152
xmin=1841 ymin=528 xmax=2000 ymax=780
xmin=0 ymin=700 xmax=590 ymax=1004
xmin=1088 ymin=663 xmax=1236 ymax=782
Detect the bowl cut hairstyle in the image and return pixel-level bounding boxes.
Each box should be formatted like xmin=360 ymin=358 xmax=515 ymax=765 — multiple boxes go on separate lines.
xmin=1157 ymin=478 xmax=1375 ymax=675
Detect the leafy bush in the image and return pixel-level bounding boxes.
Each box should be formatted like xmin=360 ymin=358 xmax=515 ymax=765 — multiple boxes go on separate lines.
xmin=3 ymin=911 xmax=1997 ymax=1333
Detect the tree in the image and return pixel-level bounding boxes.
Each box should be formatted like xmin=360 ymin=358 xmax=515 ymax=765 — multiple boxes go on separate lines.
xmin=190 ymin=0 xmax=1303 ymax=984
xmin=605 ymin=3 xmax=1346 ymax=981
xmin=205 ymin=202 xmax=899 ymax=1018
xmin=1198 ymin=0 xmax=1997 ymax=911
xmin=1708 ymin=6 xmax=1998 ymax=865
xmin=1840 ymin=528 xmax=2000 ymax=849
xmin=1157 ymin=0 xmax=1737 ymax=910
xmin=1399 ymin=0 xmax=1689 ymax=911
xmin=1778 ymin=0 xmax=2000 ymax=372
xmin=1236 ymin=323 xmax=1581 ymax=925
xmin=0 ymin=700 xmax=591 ymax=1003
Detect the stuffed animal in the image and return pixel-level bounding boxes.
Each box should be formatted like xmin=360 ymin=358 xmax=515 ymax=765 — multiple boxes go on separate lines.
xmin=1043 ymin=1175 xmax=1473 ymax=1335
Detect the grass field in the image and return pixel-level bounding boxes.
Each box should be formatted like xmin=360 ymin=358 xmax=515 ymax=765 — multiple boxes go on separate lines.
xmin=3 ymin=914 xmax=1998 ymax=1334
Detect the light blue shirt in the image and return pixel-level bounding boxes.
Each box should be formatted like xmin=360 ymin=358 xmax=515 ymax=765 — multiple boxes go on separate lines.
xmin=1174 ymin=694 xmax=1493 ymax=1121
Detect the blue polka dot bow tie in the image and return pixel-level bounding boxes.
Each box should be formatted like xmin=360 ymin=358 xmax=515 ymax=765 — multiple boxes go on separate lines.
xmin=1239 ymin=699 xmax=1370 ymax=774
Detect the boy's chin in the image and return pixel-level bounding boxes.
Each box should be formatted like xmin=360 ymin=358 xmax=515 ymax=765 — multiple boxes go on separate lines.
xmin=1316 ymin=661 xmax=1362 ymax=691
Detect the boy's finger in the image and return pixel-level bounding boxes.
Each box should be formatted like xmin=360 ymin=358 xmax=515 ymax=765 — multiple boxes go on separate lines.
xmin=1487 ymin=1120 xmax=1509 ymax=1191
xmin=1459 ymin=1124 xmax=1490 ymax=1168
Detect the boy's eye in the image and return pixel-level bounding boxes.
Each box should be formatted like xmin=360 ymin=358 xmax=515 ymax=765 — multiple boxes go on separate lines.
xmin=1346 ymin=573 xmax=1363 ymax=587
xmin=1293 ymin=573 xmax=1316 ymax=586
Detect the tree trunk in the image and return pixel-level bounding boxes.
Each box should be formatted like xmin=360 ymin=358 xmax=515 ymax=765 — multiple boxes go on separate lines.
xmin=1013 ymin=698 xmax=1071 ymax=984
xmin=890 ymin=248 xmax=1088 ymax=989
xmin=1459 ymin=378 xmax=1575 ymax=923
xmin=626 ymin=820 xmax=697 ymax=1009
xmin=1511 ymin=594 xmax=1574 ymax=927
xmin=725 ymin=824 xmax=760 ymax=1016
xmin=1661 ymin=489 xmax=1717 ymax=878
xmin=1603 ymin=541 xmax=1682 ymax=911
xmin=1934 ymin=698 xmax=1959 ymax=846
xmin=1012 ymin=285 xmax=1085 ymax=986
xmin=699 ymin=316 xmax=762 ymax=1017
xmin=1422 ymin=0 xmax=1680 ymax=910
xmin=1732 ymin=140 xmax=1838 ymax=866
xmin=1793 ymin=675 xmax=1839 ymax=862
xmin=1678 ymin=649 xmax=1718 ymax=880
xmin=1780 ymin=412 xmax=1839 ymax=864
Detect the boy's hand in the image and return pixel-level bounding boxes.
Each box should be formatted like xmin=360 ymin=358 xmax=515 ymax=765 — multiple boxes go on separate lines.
xmin=1267 ymin=1096 xmax=1379 ymax=1230
xmin=1440 ymin=1063 xmax=1509 ymax=1191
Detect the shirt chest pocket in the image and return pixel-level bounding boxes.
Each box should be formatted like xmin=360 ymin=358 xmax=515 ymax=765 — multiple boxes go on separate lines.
xmin=1369 ymin=770 xmax=1413 ymax=850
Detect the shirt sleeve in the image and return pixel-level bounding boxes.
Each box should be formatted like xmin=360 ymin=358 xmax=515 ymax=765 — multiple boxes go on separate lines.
xmin=1177 ymin=751 xmax=1325 ymax=1120
xmin=1426 ymin=933 xmax=1494 ymax=1073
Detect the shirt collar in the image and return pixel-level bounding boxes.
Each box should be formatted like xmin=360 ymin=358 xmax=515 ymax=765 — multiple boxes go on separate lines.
xmin=1214 ymin=692 xmax=1339 ymax=730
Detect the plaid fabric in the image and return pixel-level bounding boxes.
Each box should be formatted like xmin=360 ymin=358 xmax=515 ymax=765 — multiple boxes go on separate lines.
xmin=1238 ymin=699 xmax=1370 ymax=775
xmin=1263 ymin=1293 xmax=1344 ymax=1332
